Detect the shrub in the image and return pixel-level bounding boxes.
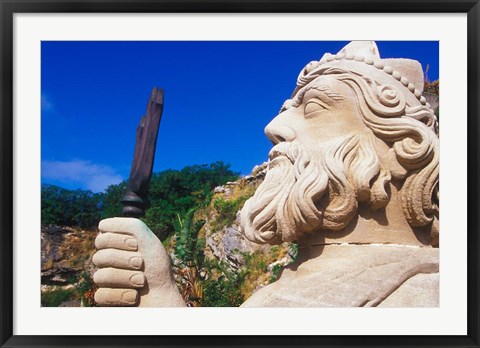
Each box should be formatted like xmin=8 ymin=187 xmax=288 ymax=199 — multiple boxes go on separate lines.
xmin=201 ymin=258 xmax=244 ymax=307
xmin=239 ymin=245 xmax=290 ymax=299
xmin=173 ymin=209 xmax=206 ymax=307
xmin=41 ymin=288 xmax=77 ymax=307
xmin=203 ymin=275 xmax=244 ymax=307
xmin=270 ymin=264 xmax=283 ymax=283
xmin=211 ymin=194 xmax=252 ymax=231
xmin=77 ymin=272 xmax=97 ymax=307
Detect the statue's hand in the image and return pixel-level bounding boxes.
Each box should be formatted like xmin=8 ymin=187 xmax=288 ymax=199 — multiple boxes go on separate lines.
xmin=93 ymin=217 xmax=186 ymax=307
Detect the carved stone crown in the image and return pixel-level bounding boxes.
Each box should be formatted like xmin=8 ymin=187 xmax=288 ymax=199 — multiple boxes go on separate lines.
xmin=295 ymin=41 xmax=432 ymax=110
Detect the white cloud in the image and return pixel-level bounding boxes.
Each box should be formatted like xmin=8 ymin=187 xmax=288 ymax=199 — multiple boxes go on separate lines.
xmin=42 ymin=160 xmax=124 ymax=192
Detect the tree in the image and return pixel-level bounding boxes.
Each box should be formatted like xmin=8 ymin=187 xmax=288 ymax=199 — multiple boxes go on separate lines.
xmin=41 ymin=184 xmax=101 ymax=228
xmin=100 ymin=181 xmax=127 ymax=219
xmin=143 ymin=161 xmax=238 ymax=238
xmin=42 ymin=161 xmax=238 ymax=234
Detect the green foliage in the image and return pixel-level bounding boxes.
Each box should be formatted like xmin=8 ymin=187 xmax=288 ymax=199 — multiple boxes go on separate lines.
xmin=289 ymin=243 xmax=299 ymax=262
xmin=203 ymin=276 xmax=244 ymax=307
xmin=243 ymin=252 xmax=267 ymax=270
xmin=77 ymin=272 xmax=97 ymax=307
xmin=41 ymin=184 xmax=101 ymax=228
xmin=143 ymin=203 xmax=176 ymax=240
xmin=41 ymin=288 xmax=77 ymax=307
xmin=41 ymin=272 xmax=97 ymax=307
xmin=143 ymin=161 xmax=238 ymax=239
xmin=201 ymin=244 xmax=290 ymax=307
xmin=41 ymin=161 xmax=238 ymax=233
xmin=173 ymin=209 xmax=206 ymax=306
xmin=238 ymin=245 xmax=290 ymax=299
xmin=211 ymin=194 xmax=251 ymax=231
xmin=270 ymin=264 xmax=283 ymax=283
xmin=202 ymin=259 xmax=244 ymax=307
xmin=174 ymin=209 xmax=206 ymax=266
xmin=100 ymin=181 xmax=127 ymax=219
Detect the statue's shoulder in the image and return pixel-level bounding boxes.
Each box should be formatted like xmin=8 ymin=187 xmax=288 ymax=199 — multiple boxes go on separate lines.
xmin=241 ymin=245 xmax=439 ymax=307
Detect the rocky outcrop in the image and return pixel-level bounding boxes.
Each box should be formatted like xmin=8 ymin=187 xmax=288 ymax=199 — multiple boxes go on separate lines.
xmin=203 ymin=163 xmax=268 ymax=270
xmin=41 ymin=225 xmax=96 ymax=286
xmin=206 ymin=219 xmax=264 ymax=270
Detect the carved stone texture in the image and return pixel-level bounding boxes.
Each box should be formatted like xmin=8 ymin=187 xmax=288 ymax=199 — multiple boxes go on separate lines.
xmin=93 ymin=218 xmax=185 ymax=307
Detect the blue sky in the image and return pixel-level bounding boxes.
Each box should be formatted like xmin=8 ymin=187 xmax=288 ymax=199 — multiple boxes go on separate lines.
xmin=41 ymin=41 xmax=439 ymax=193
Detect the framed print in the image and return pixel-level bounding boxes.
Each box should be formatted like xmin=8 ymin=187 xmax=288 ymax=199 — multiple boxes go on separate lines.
xmin=1 ymin=1 xmax=479 ymax=347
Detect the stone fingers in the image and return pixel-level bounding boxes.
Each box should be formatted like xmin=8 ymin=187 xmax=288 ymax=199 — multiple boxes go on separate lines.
xmin=95 ymin=232 xmax=138 ymax=251
xmin=94 ymin=288 xmax=139 ymax=306
xmin=93 ymin=249 xmax=144 ymax=270
xmin=99 ymin=218 xmax=149 ymax=240
xmin=93 ymin=268 xmax=145 ymax=288
xmin=96 ymin=218 xmax=156 ymax=256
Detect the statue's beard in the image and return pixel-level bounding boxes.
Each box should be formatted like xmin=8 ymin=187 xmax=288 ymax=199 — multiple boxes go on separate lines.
xmin=240 ymin=132 xmax=390 ymax=244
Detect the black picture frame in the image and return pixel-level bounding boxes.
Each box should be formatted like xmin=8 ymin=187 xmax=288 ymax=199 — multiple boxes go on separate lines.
xmin=1 ymin=1 xmax=479 ymax=347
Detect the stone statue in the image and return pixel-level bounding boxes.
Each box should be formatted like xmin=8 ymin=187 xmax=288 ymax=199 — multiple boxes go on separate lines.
xmin=93 ymin=41 xmax=439 ymax=307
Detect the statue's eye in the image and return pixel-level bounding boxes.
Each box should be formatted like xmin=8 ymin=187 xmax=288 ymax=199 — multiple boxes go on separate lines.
xmin=304 ymin=99 xmax=329 ymax=118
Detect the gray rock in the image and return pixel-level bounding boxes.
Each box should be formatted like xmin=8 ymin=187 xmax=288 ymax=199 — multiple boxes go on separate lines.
xmin=213 ymin=186 xmax=225 ymax=194
xmin=206 ymin=224 xmax=262 ymax=270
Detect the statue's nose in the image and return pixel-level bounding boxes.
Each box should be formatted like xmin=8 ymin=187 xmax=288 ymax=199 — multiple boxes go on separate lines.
xmin=264 ymin=115 xmax=297 ymax=145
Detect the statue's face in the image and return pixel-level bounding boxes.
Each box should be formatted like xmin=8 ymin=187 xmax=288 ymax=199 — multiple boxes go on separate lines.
xmin=265 ymin=76 xmax=365 ymax=148
xmin=240 ymin=75 xmax=382 ymax=244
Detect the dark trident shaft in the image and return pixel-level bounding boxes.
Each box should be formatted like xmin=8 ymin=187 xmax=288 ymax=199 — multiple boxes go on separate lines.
xmin=121 ymin=87 xmax=164 ymax=217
